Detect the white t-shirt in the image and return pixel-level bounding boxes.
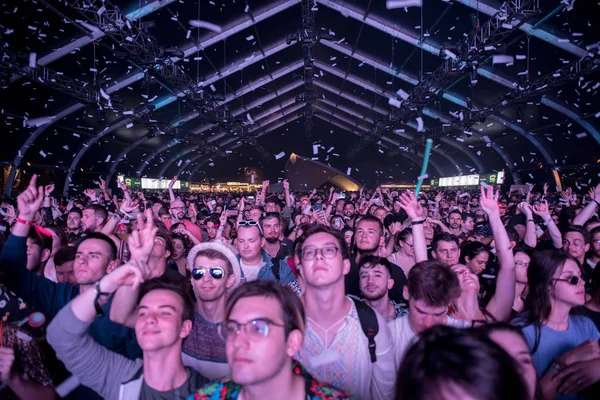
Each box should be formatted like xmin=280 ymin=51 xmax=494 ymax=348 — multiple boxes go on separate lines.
xmin=239 ymin=259 xmax=265 ymax=282
xmin=389 ymin=314 xmax=470 ymax=365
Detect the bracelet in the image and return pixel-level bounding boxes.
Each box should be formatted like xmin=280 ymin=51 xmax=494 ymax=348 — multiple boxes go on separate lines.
xmin=15 ymin=217 xmax=34 ymax=226
xmin=594 ymin=199 xmax=600 ymax=207
xmin=527 ymin=219 xmax=535 ymax=223
xmin=411 ymin=219 xmax=425 ymax=226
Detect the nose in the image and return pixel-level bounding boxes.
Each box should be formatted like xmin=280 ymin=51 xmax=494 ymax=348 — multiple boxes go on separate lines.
xmin=232 ymin=329 xmax=250 ymax=349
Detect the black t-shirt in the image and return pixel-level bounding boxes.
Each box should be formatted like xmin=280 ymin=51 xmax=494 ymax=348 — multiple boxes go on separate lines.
xmin=345 ymin=255 xmax=408 ymax=306
xmin=140 ymin=368 xmax=206 ymax=400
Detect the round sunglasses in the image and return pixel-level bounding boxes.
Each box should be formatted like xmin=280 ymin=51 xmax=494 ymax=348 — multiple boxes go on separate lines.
xmin=192 ymin=267 xmax=225 ymax=280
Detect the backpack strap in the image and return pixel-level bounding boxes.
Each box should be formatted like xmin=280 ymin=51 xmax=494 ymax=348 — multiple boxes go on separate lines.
xmin=271 ymin=257 xmax=281 ymax=281
xmin=352 ymin=298 xmax=379 ymax=363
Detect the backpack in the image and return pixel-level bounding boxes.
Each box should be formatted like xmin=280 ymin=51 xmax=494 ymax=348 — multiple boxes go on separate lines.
xmin=352 ymin=298 xmax=379 ymax=362
xmin=271 ymin=259 xmax=379 ymax=362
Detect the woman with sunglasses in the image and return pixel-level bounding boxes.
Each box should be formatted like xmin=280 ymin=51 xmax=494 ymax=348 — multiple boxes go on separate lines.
xmin=515 ymin=250 xmax=600 ymax=400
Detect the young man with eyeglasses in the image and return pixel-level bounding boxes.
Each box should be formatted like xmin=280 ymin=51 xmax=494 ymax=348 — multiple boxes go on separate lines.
xmin=235 ymin=221 xmax=296 ymax=285
xmin=181 ymin=242 xmax=242 ymax=379
xmin=47 ymin=265 xmax=208 ymax=399
xmin=293 ymin=225 xmax=396 ymax=400
xmin=190 ymin=280 xmax=352 ymax=399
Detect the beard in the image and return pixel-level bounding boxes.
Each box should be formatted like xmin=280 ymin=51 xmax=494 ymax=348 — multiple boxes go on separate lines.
xmin=361 ymin=287 xmax=387 ymax=301
xmin=265 ymin=236 xmax=279 ymax=244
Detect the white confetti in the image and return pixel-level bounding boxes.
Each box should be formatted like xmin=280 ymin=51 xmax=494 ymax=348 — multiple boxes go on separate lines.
xmin=39 ymin=150 xmax=47 ymax=158
xmin=105 ymin=155 xmax=111 ymax=162
xmin=576 ymin=132 xmax=587 ymax=139
xmin=29 ymin=53 xmax=37 ymax=68
xmin=388 ymin=97 xmax=402 ymax=108
xmin=126 ymin=122 xmax=134 ymax=129
xmin=417 ymin=174 xmax=428 ymax=181
xmin=275 ymin=152 xmax=286 ymax=160
xmin=189 ymin=20 xmax=222 ymax=33
xmin=416 ymin=117 xmax=424 ymax=132
xmin=313 ymin=145 xmax=319 ymax=155
xmin=493 ymin=55 xmax=514 ymax=64
xmin=386 ymin=0 xmax=422 ymax=8
xmin=396 ymin=89 xmax=409 ymax=100
xmin=347 ymin=167 xmax=352 ymax=175
xmin=246 ymin=113 xmax=254 ymax=124
xmin=246 ymin=35 xmax=255 ymax=41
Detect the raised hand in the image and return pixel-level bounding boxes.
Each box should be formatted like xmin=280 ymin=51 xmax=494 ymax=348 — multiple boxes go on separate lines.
xmin=168 ymin=176 xmax=177 ymax=189
xmin=44 ymin=184 xmax=55 ymax=197
xmin=120 ymin=200 xmax=139 ymax=214
xmin=128 ymin=209 xmax=158 ymax=263
xmin=543 ymin=183 xmax=549 ymax=196
xmin=16 ymin=174 xmax=44 ymax=220
xmin=219 ymin=212 xmax=227 ymax=226
xmin=389 ymin=221 xmax=403 ymax=235
xmin=99 ymin=259 xmax=148 ymax=294
xmin=398 ymin=190 xmax=424 ymax=220
xmin=532 ymin=200 xmax=551 ymax=220
xmin=83 ymin=188 xmax=96 ymax=199
xmin=117 ymin=179 xmax=127 ymax=192
xmin=517 ymin=202 xmax=533 ymax=219
xmin=479 ymin=184 xmax=500 ymax=217
xmin=98 ymin=178 xmax=106 ymax=191
xmin=591 ymin=183 xmax=600 ymax=202
xmin=188 ymin=202 xmax=197 ymax=218
xmin=283 ymin=179 xmax=289 ymax=191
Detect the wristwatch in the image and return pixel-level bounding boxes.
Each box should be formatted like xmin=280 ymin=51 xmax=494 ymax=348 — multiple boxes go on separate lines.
xmin=93 ymin=280 xmax=111 ymax=317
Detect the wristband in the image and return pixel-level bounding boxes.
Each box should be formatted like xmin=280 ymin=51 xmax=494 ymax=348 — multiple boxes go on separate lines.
xmin=594 ymin=199 xmax=600 ymax=207
xmin=526 ymin=219 xmax=535 ymax=223
xmin=15 ymin=217 xmax=34 ymax=226
xmin=411 ymin=219 xmax=425 ymax=226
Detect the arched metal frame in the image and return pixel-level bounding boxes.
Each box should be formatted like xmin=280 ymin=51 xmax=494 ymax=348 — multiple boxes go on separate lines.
xmin=313 ymin=112 xmax=445 ymax=177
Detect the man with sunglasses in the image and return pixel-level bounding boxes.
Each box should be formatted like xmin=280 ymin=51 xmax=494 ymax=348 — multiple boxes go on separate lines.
xmin=235 ymin=220 xmax=296 ymax=285
xmin=293 ymin=225 xmax=396 ymax=400
xmin=562 ymin=225 xmax=593 ymax=286
xmin=190 ymin=280 xmax=352 ymax=399
xmin=181 ymin=242 xmax=242 ymax=379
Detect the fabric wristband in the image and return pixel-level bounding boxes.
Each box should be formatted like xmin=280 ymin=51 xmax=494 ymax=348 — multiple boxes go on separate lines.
xmin=411 ymin=219 xmax=425 ymax=226
xmin=15 ymin=217 xmax=34 ymax=226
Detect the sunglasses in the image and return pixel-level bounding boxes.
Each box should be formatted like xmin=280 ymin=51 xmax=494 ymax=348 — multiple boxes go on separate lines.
xmin=237 ymin=220 xmax=263 ymax=234
xmin=191 ymin=267 xmax=225 ymax=280
xmin=552 ymin=276 xmax=583 ymax=286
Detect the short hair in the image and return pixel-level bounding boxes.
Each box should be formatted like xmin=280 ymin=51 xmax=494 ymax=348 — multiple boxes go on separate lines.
xmin=67 ymin=208 xmax=82 ymax=218
xmin=356 ymin=215 xmax=384 ymax=236
xmin=205 ymin=215 xmax=221 ymax=225
xmin=27 ymin=231 xmax=53 ymax=252
xmin=396 ymin=325 xmax=529 ymax=400
xmin=84 ymin=204 xmax=108 ymax=224
xmin=225 ymin=280 xmax=305 ymax=338
xmin=590 ymin=226 xmax=600 ymax=238
xmin=295 ymin=225 xmax=350 ymax=260
xmin=264 ymin=196 xmax=280 ymax=207
xmin=564 ymin=225 xmax=590 ymax=244
xmin=78 ymin=232 xmax=118 ymax=260
xmin=54 ymin=246 xmax=77 ymax=266
xmin=237 ymin=223 xmax=264 ymax=238
xmin=138 ymin=275 xmax=194 ymax=322
xmin=193 ymin=248 xmax=233 ymax=275
xmin=260 ymin=213 xmax=281 ymax=225
xmin=157 ymin=207 xmax=170 ymax=217
xmin=505 ymin=226 xmax=520 ymax=244
xmin=153 ymin=219 xmax=173 ymax=255
xmin=358 ymin=255 xmax=392 ymax=276
xmin=431 ymin=232 xmax=459 ymax=251
xmin=407 ymin=261 xmax=461 ymax=307
xmin=448 ymin=209 xmax=462 ymax=218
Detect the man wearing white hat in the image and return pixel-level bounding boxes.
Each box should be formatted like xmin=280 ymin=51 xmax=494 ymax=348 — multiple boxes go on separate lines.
xmin=181 ymin=242 xmax=242 ymax=379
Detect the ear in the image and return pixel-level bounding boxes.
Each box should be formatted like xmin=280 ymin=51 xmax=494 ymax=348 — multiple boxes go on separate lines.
xmin=164 ymin=249 xmax=171 ymax=259
xmin=464 ymin=256 xmax=471 ymax=264
xmin=387 ymin=278 xmax=394 ymax=290
xmin=226 ymin=273 xmax=236 ymax=289
xmin=378 ymin=236 xmax=385 ymax=247
xmin=41 ymin=249 xmax=52 ymax=263
xmin=285 ymin=329 xmax=303 ymax=357
xmin=584 ymin=243 xmax=590 ymax=252
xmin=431 ymin=250 xmax=438 ymax=260
xmin=342 ymin=259 xmax=351 ymax=275
xmin=402 ymin=285 xmax=410 ymax=301
xmin=106 ymin=259 xmax=119 ymax=274
xmin=180 ymin=319 xmax=193 ymax=339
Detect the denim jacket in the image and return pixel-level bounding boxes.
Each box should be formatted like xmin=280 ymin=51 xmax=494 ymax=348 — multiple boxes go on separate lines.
xmin=237 ymin=251 xmax=296 ymax=284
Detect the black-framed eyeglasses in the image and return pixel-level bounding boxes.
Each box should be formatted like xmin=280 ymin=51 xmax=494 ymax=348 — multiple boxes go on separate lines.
xmin=171 ymin=206 xmax=185 ymax=211
xmin=237 ymin=220 xmax=264 ymax=234
xmin=191 ymin=267 xmax=225 ymax=280
xmin=299 ymin=246 xmax=339 ymax=261
xmin=552 ymin=276 xmax=583 ymax=286
xmin=401 ymin=241 xmax=414 ymax=250
xmin=218 ymin=318 xmax=285 ymax=340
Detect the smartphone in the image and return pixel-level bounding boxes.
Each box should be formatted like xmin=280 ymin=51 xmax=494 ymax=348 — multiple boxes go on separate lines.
xmin=373 ymin=198 xmax=380 ymax=203
xmin=211 ymin=199 xmax=216 ymax=205
xmin=303 ymin=204 xmax=312 ymax=215
xmin=248 ymin=196 xmax=255 ymax=200
xmin=226 ymin=210 xmax=239 ymax=217
xmin=339 ymin=192 xmax=346 ymax=199
xmin=315 ymin=203 xmax=323 ymax=212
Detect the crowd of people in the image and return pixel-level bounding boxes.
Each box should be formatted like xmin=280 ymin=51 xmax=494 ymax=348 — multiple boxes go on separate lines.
xmin=0 ymin=173 xmax=599 ymax=400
